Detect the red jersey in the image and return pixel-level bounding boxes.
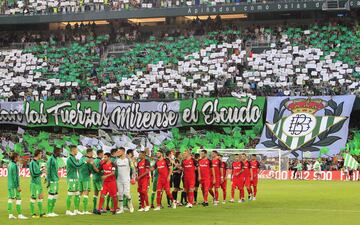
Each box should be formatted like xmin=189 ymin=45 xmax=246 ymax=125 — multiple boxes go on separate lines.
xmin=232 ymin=161 xmax=244 ymax=178
xmin=101 ymin=161 xmax=116 ymax=182
xmin=243 ymin=160 xmax=250 ymax=176
xmin=212 ymin=159 xmax=222 ymax=178
xmin=154 ymin=158 xmax=171 ymax=178
xmin=198 ymin=158 xmax=212 ymax=179
xmin=137 ymin=159 xmax=150 ymax=179
xmin=182 ymin=158 xmax=198 ymax=178
xmin=250 ymin=160 xmax=260 ymax=174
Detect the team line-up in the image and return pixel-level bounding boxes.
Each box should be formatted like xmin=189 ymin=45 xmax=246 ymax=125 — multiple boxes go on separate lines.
xmin=6 ymin=146 xmax=260 ymax=219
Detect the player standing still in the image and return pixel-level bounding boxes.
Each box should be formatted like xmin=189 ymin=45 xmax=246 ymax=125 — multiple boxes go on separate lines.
xmin=198 ymin=150 xmax=212 ymax=207
xmin=94 ymin=153 xmax=118 ymax=215
xmin=137 ymin=150 xmax=151 ymax=212
xmin=78 ymin=149 xmax=99 ymax=214
xmin=92 ymin=150 xmax=104 ymax=213
xmin=230 ymin=154 xmax=244 ymax=203
xmin=115 ymin=147 xmax=134 ymax=214
xmin=66 ymin=146 xmax=87 ymax=216
xmin=46 ymin=147 xmax=62 ymax=217
xmin=7 ymin=152 xmax=28 ymax=220
xmin=211 ymin=151 xmax=223 ymax=205
xmin=250 ymin=154 xmax=260 ymax=200
xmin=241 ymin=153 xmax=253 ymax=201
xmin=219 ymin=155 xmax=227 ymax=204
xmin=181 ymin=151 xmax=198 ymax=208
xmin=29 ymin=150 xmax=45 ymax=218
xmin=151 ymin=151 xmax=176 ymax=211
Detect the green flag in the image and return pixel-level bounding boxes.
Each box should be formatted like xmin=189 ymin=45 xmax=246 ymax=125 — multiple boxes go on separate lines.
xmin=343 ymin=153 xmax=359 ymax=170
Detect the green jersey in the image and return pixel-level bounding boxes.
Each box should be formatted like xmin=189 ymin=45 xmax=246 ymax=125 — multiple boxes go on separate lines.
xmin=46 ymin=154 xmax=59 ymax=182
xmin=8 ymin=161 xmax=19 ymax=189
xmin=66 ymin=154 xmax=84 ymax=179
xmin=111 ymin=156 xmax=118 ymax=178
xmin=29 ymin=159 xmax=42 ymax=185
xmin=79 ymin=156 xmax=93 ymax=182
xmin=313 ymin=161 xmax=321 ymax=171
xmin=296 ymin=163 xmax=303 ymax=171
xmin=93 ymin=157 xmax=103 ymax=182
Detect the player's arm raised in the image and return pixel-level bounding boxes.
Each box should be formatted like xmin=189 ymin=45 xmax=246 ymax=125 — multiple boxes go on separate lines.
xmin=69 ymin=156 xmax=85 ymax=168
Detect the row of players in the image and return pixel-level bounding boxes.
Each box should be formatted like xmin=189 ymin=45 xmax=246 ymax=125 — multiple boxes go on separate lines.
xmin=7 ymin=146 xmax=260 ymax=219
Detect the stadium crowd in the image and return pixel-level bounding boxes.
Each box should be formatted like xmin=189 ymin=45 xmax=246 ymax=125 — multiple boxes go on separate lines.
xmin=0 ymin=0 xmax=275 ymax=15
xmin=0 ymin=18 xmax=360 ymax=102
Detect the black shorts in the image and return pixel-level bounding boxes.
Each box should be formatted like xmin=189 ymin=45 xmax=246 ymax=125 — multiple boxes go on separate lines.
xmin=195 ymin=173 xmax=200 ymax=188
xmin=173 ymin=173 xmax=182 ymax=189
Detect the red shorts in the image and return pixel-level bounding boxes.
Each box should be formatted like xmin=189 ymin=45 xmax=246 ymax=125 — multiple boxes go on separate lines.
xmin=232 ymin=177 xmax=243 ymax=189
xmin=156 ymin=177 xmax=170 ymax=191
xmin=183 ymin=176 xmax=195 ymax=190
xmin=213 ymin=176 xmax=221 ymax=188
xmin=221 ymin=179 xmax=227 ymax=190
xmin=101 ymin=181 xmax=117 ymax=197
xmin=138 ymin=177 xmax=149 ymax=193
xmin=200 ymin=178 xmax=211 ymax=191
xmin=251 ymin=176 xmax=258 ymax=186
xmin=244 ymin=175 xmax=251 ymax=187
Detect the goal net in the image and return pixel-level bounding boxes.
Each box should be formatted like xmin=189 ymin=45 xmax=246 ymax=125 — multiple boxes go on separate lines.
xmin=199 ymin=148 xmax=289 ymax=174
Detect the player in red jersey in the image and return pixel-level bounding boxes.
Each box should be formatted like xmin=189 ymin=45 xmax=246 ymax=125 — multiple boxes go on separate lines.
xmin=151 ymin=151 xmax=176 ymax=211
xmin=181 ymin=150 xmax=198 ymax=208
xmin=198 ymin=150 xmax=213 ymax=207
xmin=94 ymin=153 xmax=118 ymax=215
xmin=250 ymin=154 xmax=260 ymax=201
xmin=219 ymin=155 xmax=227 ymax=204
xmin=230 ymin=154 xmax=244 ymax=203
xmin=137 ymin=151 xmax=151 ymax=212
xmin=211 ymin=151 xmax=223 ymax=205
xmin=240 ymin=153 xmax=253 ymax=202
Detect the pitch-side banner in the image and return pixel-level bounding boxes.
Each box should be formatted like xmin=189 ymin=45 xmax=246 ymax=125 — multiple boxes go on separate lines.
xmin=256 ymin=95 xmax=355 ymax=156
xmin=0 ymin=168 xmax=357 ymax=181
xmin=0 ymin=97 xmax=265 ymax=131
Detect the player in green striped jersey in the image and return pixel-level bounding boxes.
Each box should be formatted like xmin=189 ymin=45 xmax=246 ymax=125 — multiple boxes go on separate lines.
xmin=29 ymin=150 xmax=46 ymax=218
xmin=93 ymin=150 xmax=104 ymax=213
xmin=46 ymin=147 xmax=62 ymax=217
xmin=7 ymin=152 xmax=28 ymax=220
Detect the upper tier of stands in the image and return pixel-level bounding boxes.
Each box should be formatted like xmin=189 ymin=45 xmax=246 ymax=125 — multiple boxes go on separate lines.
xmin=1 ymin=0 xmax=270 ymax=15
xmin=0 ymin=20 xmax=359 ymax=101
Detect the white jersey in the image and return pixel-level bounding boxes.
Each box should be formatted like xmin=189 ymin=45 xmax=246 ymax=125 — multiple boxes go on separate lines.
xmin=115 ymin=157 xmax=131 ymax=183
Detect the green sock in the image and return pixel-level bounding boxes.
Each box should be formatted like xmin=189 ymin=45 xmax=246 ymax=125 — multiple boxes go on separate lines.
xmin=151 ymin=192 xmax=155 ymax=205
xmin=83 ymin=196 xmax=88 ymax=212
xmin=7 ymin=200 xmax=13 ymax=214
xmin=123 ymin=196 xmax=128 ymax=207
xmin=38 ymin=199 xmax=43 ymax=215
xmin=52 ymin=197 xmax=57 ymax=213
xmin=93 ymin=196 xmax=98 ymax=211
xmin=47 ymin=198 xmax=53 ymax=214
xmin=16 ymin=200 xmax=22 ymax=214
xmin=74 ymin=195 xmax=80 ymax=210
xmin=66 ymin=195 xmax=72 ymax=210
xmin=30 ymin=200 xmax=35 ymax=215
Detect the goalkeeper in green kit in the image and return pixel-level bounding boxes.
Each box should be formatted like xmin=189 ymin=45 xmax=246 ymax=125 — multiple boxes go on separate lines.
xmin=46 ymin=147 xmax=62 ymax=217
xmin=29 ymin=150 xmax=46 ymax=218
xmin=7 ymin=152 xmax=28 ymax=220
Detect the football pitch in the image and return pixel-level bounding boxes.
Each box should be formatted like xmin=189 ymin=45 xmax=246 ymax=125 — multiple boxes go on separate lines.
xmin=0 ymin=178 xmax=358 ymax=225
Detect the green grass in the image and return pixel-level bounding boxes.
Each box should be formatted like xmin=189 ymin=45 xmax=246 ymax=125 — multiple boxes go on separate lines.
xmin=0 ymin=178 xmax=359 ymax=225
